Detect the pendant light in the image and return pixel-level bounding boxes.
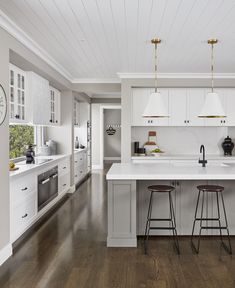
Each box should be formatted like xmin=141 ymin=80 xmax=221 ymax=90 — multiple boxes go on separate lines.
xmin=142 ymin=38 xmax=169 ymax=118
xmin=198 ymin=39 xmax=226 ymax=118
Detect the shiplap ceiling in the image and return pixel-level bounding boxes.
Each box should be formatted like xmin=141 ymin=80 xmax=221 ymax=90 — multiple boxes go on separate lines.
xmin=1 ymin=0 xmax=235 ymax=81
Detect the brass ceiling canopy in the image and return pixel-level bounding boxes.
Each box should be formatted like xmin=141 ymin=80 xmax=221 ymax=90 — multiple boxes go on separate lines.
xmin=207 ymin=38 xmax=218 ymax=45
xmin=151 ymin=38 xmax=161 ymax=45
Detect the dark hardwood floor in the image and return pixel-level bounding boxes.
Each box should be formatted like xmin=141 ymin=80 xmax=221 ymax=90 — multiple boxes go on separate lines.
xmin=0 ymin=170 xmax=235 ymax=288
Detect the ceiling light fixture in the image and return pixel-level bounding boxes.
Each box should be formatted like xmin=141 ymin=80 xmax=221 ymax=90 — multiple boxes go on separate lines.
xmin=198 ymin=39 xmax=226 ymax=118
xmin=142 ymin=38 xmax=169 ymax=118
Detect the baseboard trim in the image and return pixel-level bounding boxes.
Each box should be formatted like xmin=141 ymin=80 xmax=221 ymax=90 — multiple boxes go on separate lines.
xmin=104 ymin=157 xmax=121 ymax=161
xmin=0 ymin=243 xmax=12 ymax=265
xmin=68 ymin=184 xmax=76 ymax=194
xmin=92 ymin=164 xmax=102 ymax=170
xmin=107 ymin=237 xmax=137 ymax=247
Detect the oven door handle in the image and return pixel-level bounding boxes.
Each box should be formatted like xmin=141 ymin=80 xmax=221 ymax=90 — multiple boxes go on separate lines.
xmin=40 ymin=178 xmax=50 ymax=185
xmin=51 ymin=173 xmax=58 ymax=179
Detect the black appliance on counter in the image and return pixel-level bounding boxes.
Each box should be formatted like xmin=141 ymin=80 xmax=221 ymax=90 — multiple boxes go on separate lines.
xmin=25 ymin=144 xmax=35 ymax=164
xmin=134 ymin=141 xmax=139 ymax=154
xmin=222 ymin=136 xmax=234 ymax=156
xmin=38 ymin=166 xmax=58 ymax=211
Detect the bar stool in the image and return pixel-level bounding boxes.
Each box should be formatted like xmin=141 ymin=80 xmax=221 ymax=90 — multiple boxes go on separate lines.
xmin=144 ymin=185 xmax=180 ymax=255
xmin=191 ymin=185 xmax=232 ymax=254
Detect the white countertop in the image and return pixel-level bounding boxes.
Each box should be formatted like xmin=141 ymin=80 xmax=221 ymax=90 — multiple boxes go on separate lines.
xmin=74 ymin=148 xmax=87 ymax=153
xmin=10 ymin=154 xmax=70 ymax=179
xmin=131 ymin=154 xmax=235 ymax=160
xmin=106 ymin=162 xmax=235 ymax=180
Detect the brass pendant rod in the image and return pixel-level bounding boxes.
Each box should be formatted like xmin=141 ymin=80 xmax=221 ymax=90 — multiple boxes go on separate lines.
xmin=211 ymin=42 xmax=214 ymax=93
xmin=154 ymin=42 xmax=158 ymax=93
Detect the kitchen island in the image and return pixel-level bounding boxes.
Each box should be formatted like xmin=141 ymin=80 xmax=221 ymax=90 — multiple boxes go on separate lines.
xmin=106 ymin=162 xmax=235 ymax=247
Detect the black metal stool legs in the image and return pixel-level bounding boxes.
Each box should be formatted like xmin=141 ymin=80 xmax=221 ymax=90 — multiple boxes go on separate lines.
xmin=144 ymin=188 xmax=180 ymax=255
xmin=144 ymin=191 xmax=153 ymax=254
xmin=220 ymin=192 xmax=232 ymax=254
xmin=169 ymin=191 xmax=180 ymax=254
xmin=191 ymin=188 xmax=232 ymax=255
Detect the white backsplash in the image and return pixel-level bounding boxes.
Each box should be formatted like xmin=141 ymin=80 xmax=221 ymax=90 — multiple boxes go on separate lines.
xmin=132 ymin=126 xmax=230 ymax=155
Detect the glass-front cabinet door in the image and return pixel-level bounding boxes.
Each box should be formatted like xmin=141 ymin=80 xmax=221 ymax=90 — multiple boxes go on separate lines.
xmin=49 ymin=86 xmax=61 ymax=125
xmin=9 ymin=64 xmax=27 ymax=123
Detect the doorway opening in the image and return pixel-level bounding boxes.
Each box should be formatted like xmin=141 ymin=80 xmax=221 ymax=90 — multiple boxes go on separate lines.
xmin=100 ymin=106 xmax=121 ymax=170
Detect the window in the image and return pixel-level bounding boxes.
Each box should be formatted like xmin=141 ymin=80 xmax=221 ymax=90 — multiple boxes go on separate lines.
xmin=9 ymin=125 xmax=35 ymax=159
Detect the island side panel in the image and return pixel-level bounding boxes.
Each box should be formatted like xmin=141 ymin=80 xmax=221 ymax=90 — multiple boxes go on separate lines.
xmin=107 ymin=180 xmax=137 ymax=247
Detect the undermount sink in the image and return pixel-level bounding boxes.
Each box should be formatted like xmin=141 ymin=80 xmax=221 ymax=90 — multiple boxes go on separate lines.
xmin=172 ymin=162 xmax=229 ymax=167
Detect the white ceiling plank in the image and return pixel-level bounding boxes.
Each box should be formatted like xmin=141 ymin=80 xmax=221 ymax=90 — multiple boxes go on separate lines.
xmin=1 ymin=0 xmax=235 ymax=79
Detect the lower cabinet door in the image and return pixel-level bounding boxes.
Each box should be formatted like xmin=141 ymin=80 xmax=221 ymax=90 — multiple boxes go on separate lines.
xmin=11 ymin=194 xmax=37 ymax=239
xmin=58 ymin=173 xmax=70 ymax=194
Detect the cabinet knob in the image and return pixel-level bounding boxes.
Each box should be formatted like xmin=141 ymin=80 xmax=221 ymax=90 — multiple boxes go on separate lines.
xmin=21 ymin=187 xmax=28 ymax=191
xmin=187 ymin=120 xmax=189 ymax=123
xmin=63 ymin=183 xmax=67 ymax=187
xmin=22 ymin=213 xmax=28 ymax=219
xmin=184 ymin=120 xmax=186 ymax=124
xmin=56 ymin=120 xmax=58 ymax=123
xmin=49 ymin=119 xmax=52 ymax=123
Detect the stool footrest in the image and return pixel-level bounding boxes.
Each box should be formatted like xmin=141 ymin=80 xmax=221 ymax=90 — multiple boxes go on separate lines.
xmin=200 ymin=226 xmax=228 ymax=229
xmin=195 ymin=218 xmax=220 ymax=221
xmin=147 ymin=218 xmax=173 ymax=221
xmin=149 ymin=227 xmax=176 ymax=230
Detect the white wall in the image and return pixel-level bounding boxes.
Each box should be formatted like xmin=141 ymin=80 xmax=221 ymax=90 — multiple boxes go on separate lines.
xmin=132 ymin=126 xmax=228 ymax=155
xmin=104 ymin=109 xmax=121 ymax=158
xmin=91 ymin=103 xmax=120 ymax=168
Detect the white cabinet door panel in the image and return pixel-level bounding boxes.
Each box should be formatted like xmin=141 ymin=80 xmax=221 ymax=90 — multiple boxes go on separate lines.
xmin=187 ymin=88 xmax=205 ymax=126
xmin=169 ymin=88 xmax=187 ymax=126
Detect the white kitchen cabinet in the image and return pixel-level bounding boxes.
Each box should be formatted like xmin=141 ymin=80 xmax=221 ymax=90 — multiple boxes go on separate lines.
xmin=74 ymin=150 xmax=88 ymax=185
xmin=9 ymin=64 xmax=27 ymax=123
xmin=204 ymin=88 xmax=227 ymax=127
xmin=74 ymin=101 xmax=80 ymax=126
xmin=226 ymin=89 xmax=235 ymax=126
xmin=169 ymin=88 xmax=188 ymax=126
xmin=27 ymin=72 xmax=51 ymax=125
xmin=187 ymin=89 xmax=205 ymax=126
xmin=49 ymin=86 xmax=61 ymax=125
xmin=131 ymin=88 xmax=169 ymax=126
xmin=169 ymin=88 xmax=205 ymax=126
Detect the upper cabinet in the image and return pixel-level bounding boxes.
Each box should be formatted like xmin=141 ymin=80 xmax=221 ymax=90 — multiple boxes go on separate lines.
xmin=131 ymin=87 xmax=235 ymax=127
xmin=9 ymin=64 xmax=27 ymax=123
xmin=169 ymin=88 xmax=205 ymax=126
xmin=9 ymin=65 xmax=61 ymax=126
xmin=27 ymin=72 xmax=50 ymax=126
xmin=49 ymin=86 xmax=61 ymax=126
xmin=132 ymin=88 xmax=169 ymax=126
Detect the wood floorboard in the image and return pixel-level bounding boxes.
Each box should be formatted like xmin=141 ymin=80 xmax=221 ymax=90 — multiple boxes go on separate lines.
xmin=0 ymin=170 xmax=235 ymax=287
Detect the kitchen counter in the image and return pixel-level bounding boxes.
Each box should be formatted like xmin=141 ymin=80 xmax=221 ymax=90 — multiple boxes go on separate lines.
xmin=131 ymin=154 xmax=235 ymax=161
xmin=10 ymin=154 xmax=70 ymax=179
xmin=106 ymin=162 xmax=235 ymax=247
xmin=107 ymin=162 xmax=235 ymax=180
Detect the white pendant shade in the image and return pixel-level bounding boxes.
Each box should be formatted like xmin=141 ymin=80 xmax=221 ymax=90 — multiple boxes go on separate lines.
xmin=198 ymin=92 xmax=226 ymax=118
xmin=142 ymin=92 xmax=169 ymax=118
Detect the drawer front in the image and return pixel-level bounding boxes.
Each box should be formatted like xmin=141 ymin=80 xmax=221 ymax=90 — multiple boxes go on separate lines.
xmin=74 ymin=166 xmax=87 ymax=184
xmin=11 ymin=194 xmax=37 ymax=236
xmin=58 ymin=158 xmax=70 ymax=176
xmin=11 ymin=174 xmax=36 ymax=206
xmin=74 ymin=152 xmax=85 ymax=167
xmin=58 ymin=173 xmax=70 ymax=194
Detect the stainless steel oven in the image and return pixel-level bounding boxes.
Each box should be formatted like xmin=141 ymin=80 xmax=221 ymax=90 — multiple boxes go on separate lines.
xmin=38 ymin=166 xmax=58 ymax=211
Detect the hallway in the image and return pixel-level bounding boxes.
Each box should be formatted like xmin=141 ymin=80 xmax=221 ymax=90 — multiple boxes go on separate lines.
xmin=0 ymin=171 xmax=235 ymax=288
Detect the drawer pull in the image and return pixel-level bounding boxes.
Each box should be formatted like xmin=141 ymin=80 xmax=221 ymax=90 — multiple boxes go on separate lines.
xmin=80 ymin=158 xmax=82 ymax=161
xmin=63 ymin=183 xmax=67 ymax=187
xmin=22 ymin=213 xmax=28 ymax=219
xmin=75 ymin=161 xmax=78 ymax=163
xmin=41 ymin=178 xmax=50 ymax=185
xmin=75 ymin=174 xmax=78 ymax=177
xmin=63 ymin=166 xmax=66 ymax=169
xmin=21 ymin=187 xmax=28 ymax=191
